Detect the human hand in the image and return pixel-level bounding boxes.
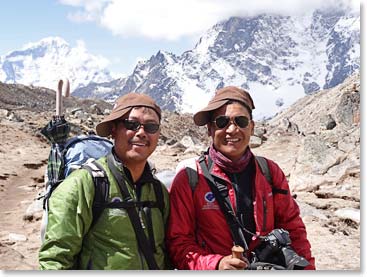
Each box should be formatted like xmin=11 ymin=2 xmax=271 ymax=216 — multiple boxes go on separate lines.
xmin=217 ymin=254 xmax=249 ymax=270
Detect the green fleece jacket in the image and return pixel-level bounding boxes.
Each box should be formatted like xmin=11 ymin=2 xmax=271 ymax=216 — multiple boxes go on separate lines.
xmin=39 ymin=156 xmax=170 ymax=270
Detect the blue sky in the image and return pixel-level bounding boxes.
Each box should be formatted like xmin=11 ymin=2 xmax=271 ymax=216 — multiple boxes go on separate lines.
xmin=0 ymin=0 xmax=360 ymax=76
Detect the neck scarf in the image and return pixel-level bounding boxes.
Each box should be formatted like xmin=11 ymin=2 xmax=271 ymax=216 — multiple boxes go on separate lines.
xmin=208 ymin=144 xmax=252 ymax=173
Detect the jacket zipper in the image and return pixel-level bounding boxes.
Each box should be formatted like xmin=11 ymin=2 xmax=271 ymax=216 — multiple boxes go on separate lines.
xmin=231 ymin=173 xmax=238 ymax=214
xmin=201 ymin=240 xmax=206 ymax=250
xmin=262 ymin=197 xmax=267 ymax=231
xmin=136 ymin=187 xmax=146 ymax=269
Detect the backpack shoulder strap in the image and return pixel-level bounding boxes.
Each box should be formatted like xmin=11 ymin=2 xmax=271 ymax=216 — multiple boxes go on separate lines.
xmin=106 ymin=153 xmax=159 ymax=269
xmin=255 ymin=156 xmax=273 ymax=185
xmin=185 ymin=162 xmax=199 ymax=192
xmin=145 ymin=178 xmax=164 ymax=255
xmin=174 ymin=156 xmax=200 ymax=192
xmin=152 ymin=180 xmax=164 ymax=215
xmin=148 ymin=161 xmax=164 ymax=214
xmin=83 ymin=158 xmax=110 ymax=228
xmin=255 ymin=156 xmax=288 ymax=195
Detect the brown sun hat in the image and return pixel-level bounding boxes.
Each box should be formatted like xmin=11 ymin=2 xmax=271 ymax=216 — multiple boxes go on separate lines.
xmin=96 ymin=93 xmax=161 ymax=137
xmin=193 ymin=86 xmax=255 ymax=126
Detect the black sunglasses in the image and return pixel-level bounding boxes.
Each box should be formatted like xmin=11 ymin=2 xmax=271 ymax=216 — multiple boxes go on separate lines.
xmin=121 ymin=119 xmax=160 ymax=134
xmin=212 ymin=115 xmax=250 ymax=129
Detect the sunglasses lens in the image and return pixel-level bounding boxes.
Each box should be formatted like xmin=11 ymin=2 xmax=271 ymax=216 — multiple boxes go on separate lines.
xmin=215 ymin=116 xmax=230 ymax=129
xmin=144 ymin=123 xmax=160 ymax=134
xmin=122 ymin=120 xmax=159 ymax=134
xmin=235 ymin=116 xmax=249 ymax=128
xmin=123 ymin=120 xmax=140 ymax=131
xmin=213 ymin=116 xmax=249 ymax=129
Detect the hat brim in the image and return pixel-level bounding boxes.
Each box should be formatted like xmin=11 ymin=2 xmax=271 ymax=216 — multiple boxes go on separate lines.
xmin=96 ymin=107 xmax=131 ymax=137
xmin=193 ymin=99 xmax=229 ymax=126
xmin=193 ymin=86 xmax=255 ymax=126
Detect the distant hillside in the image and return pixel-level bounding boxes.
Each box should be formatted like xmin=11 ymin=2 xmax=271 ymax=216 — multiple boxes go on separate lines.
xmin=0 ymin=81 xmax=208 ymax=146
xmin=0 ymin=82 xmax=113 ymax=114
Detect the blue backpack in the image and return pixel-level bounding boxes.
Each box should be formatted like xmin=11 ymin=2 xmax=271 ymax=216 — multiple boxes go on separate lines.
xmin=41 ymin=134 xmax=113 ymax=241
xmin=63 ymin=135 xmax=113 ymax=176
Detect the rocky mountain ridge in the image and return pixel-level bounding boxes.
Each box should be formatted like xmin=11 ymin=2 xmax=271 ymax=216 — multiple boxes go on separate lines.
xmin=0 ymin=7 xmax=359 ymax=120
xmin=74 ymin=8 xmax=359 ymax=119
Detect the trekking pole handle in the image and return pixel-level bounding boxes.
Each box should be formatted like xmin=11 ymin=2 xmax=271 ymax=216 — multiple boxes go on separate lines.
xmin=62 ymin=78 xmax=70 ymax=98
xmin=56 ymin=79 xmax=70 ymax=116
xmin=232 ymin=245 xmax=244 ymax=259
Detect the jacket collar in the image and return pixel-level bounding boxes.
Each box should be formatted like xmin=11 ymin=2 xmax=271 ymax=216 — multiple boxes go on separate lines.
xmin=110 ymin=148 xmax=156 ymax=186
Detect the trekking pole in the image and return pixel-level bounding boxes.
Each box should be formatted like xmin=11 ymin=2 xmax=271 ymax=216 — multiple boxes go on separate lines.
xmin=55 ymin=78 xmax=70 ymax=116
xmin=232 ymin=244 xmax=253 ymax=270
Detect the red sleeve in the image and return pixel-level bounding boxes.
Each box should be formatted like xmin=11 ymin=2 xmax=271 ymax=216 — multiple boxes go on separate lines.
xmin=268 ymin=160 xmax=316 ymax=270
xmin=166 ymin=168 xmax=223 ymax=270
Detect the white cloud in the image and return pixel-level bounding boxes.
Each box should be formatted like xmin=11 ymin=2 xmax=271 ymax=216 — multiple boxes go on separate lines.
xmin=72 ymin=39 xmax=111 ymax=69
xmin=60 ymin=0 xmax=110 ymax=22
xmin=60 ymin=0 xmax=359 ymax=40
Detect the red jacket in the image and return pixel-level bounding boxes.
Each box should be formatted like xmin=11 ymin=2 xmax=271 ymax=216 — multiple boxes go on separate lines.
xmin=166 ymin=154 xmax=315 ymax=270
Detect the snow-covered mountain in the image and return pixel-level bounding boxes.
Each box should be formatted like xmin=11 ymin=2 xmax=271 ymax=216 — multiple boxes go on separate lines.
xmin=0 ymin=37 xmax=113 ymax=92
xmin=0 ymin=7 xmax=359 ymax=120
xmin=74 ymin=8 xmax=359 ymax=119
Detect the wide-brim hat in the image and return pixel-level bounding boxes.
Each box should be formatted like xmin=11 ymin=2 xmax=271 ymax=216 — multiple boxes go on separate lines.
xmin=193 ymin=86 xmax=255 ymax=126
xmin=96 ymin=93 xmax=161 ymax=137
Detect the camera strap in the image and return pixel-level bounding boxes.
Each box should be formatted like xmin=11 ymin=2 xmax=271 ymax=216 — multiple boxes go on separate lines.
xmin=198 ymin=155 xmax=249 ymax=251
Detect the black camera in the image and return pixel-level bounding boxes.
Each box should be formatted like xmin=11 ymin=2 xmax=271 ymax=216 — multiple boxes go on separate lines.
xmin=250 ymin=229 xmax=310 ymax=270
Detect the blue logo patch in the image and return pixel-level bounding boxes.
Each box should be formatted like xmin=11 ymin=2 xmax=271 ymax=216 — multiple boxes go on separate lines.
xmin=204 ymin=192 xmax=215 ymax=203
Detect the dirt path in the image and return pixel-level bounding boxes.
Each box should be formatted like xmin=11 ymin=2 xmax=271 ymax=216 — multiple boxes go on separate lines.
xmin=0 ymin=121 xmax=48 ymax=270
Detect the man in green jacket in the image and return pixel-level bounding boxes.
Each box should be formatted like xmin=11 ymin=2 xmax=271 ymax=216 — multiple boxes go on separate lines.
xmin=39 ymin=93 xmax=170 ymax=269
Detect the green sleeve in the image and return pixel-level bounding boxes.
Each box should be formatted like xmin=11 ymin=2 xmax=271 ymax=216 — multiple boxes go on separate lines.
xmin=39 ymin=169 xmax=94 ymax=269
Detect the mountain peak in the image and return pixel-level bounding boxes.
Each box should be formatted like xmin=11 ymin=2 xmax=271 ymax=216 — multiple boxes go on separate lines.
xmin=21 ymin=36 xmax=68 ymax=51
xmin=79 ymin=9 xmax=358 ymax=120
xmin=0 ymin=37 xmax=112 ymax=92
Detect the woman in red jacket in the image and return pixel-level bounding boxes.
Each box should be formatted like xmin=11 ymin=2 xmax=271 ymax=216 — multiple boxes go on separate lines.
xmin=166 ymin=86 xmax=315 ymax=270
